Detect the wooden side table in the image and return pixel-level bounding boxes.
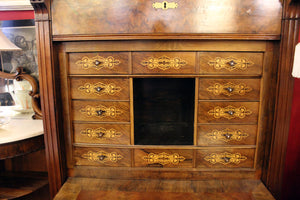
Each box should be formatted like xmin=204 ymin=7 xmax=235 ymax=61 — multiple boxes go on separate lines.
xmin=0 ymin=119 xmax=49 ymax=200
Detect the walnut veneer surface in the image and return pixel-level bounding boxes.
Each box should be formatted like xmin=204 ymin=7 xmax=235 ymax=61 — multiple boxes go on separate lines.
xmin=31 ymin=0 xmax=285 ymax=198
xmin=58 ymin=40 xmax=276 ymax=179
xmin=54 ymin=178 xmax=275 ymax=200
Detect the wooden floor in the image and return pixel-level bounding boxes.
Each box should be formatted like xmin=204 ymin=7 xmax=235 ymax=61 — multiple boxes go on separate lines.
xmin=54 ymin=178 xmax=275 ymax=200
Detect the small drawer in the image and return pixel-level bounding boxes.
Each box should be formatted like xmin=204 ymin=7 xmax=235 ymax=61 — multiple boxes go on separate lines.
xmin=132 ymin=52 xmax=196 ymax=74
xmin=70 ymin=78 xmax=130 ymax=100
xmin=72 ymin=101 xmax=130 ymax=122
xmin=73 ymin=123 xmax=131 ymax=145
xmin=134 ymin=149 xmax=193 ymax=168
xmin=199 ymin=52 xmax=263 ymax=75
xmin=197 ymin=125 xmax=257 ymax=146
xmin=196 ymin=148 xmax=255 ymax=168
xmin=69 ymin=52 xmax=129 ymax=75
xmin=199 ymin=79 xmax=260 ymax=100
xmin=74 ymin=147 xmax=131 ymax=167
xmin=198 ymin=101 xmax=259 ymax=124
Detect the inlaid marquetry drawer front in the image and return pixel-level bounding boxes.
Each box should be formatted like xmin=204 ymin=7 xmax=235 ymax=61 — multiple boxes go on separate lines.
xmin=199 ymin=52 xmax=263 ymax=75
xmin=132 ymin=52 xmax=196 ymax=74
xmin=74 ymin=147 xmax=131 ymax=167
xmin=73 ymin=123 xmax=130 ymax=145
xmin=197 ymin=125 xmax=257 ymax=146
xmin=199 ymin=79 xmax=261 ymax=100
xmin=70 ymin=78 xmax=130 ymax=100
xmin=134 ymin=149 xmax=193 ymax=168
xmin=69 ymin=52 xmax=129 ymax=75
xmin=196 ymin=148 xmax=255 ymax=168
xmin=72 ymin=101 xmax=130 ymax=122
xmin=198 ymin=102 xmax=259 ymax=123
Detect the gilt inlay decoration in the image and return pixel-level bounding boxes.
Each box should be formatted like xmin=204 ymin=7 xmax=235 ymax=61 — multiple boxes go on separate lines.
xmin=79 ymin=105 xmax=123 ymax=118
xmin=143 ymin=152 xmax=186 ymax=165
xmin=208 ymin=57 xmax=254 ymax=71
xmin=204 ymin=128 xmax=249 ymax=142
xmin=141 ymin=56 xmax=187 ymax=70
xmin=82 ymin=151 xmax=123 ymax=163
xmin=206 ymin=82 xmax=252 ymax=96
xmin=208 ymin=106 xmax=252 ymax=119
xmin=80 ymin=127 xmax=122 ymax=140
xmin=75 ymin=55 xmax=121 ymax=70
xmin=204 ymin=152 xmax=247 ymax=165
xmin=78 ymin=82 xmax=122 ymax=96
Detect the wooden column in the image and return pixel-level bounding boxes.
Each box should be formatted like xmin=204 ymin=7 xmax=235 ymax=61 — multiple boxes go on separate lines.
xmin=30 ymin=0 xmax=65 ymax=198
xmin=263 ymin=0 xmax=300 ymax=199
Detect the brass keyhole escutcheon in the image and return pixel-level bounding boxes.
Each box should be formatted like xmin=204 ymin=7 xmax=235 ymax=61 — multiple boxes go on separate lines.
xmin=153 ymin=1 xmax=178 ymax=10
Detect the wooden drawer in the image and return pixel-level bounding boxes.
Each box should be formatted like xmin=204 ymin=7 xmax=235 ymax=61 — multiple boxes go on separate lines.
xmin=134 ymin=149 xmax=193 ymax=168
xmin=199 ymin=52 xmax=263 ymax=75
xmin=70 ymin=78 xmax=130 ymax=100
xmin=74 ymin=147 xmax=131 ymax=167
xmin=73 ymin=123 xmax=130 ymax=145
xmin=196 ymin=148 xmax=255 ymax=168
xmin=132 ymin=52 xmax=196 ymax=74
xmin=197 ymin=125 xmax=257 ymax=146
xmin=72 ymin=101 xmax=130 ymax=122
xmin=69 ymin=52 xmax=129 ymax=75
xmin=199 ymin=79 xmax=260 ymax=100
xmin=198 ymin=101 xmax=259 ymax=124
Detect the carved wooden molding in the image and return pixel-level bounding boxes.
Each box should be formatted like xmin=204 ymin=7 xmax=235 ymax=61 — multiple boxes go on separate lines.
xmin=0 ymin=67 xmax=42 ymax=119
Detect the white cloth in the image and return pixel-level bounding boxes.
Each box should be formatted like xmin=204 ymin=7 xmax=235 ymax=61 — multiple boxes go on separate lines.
xmin=292 ymin=43 xmax=300 ymax=78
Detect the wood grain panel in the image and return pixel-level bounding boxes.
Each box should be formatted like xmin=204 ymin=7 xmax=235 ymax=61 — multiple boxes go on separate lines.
xmin=69 ymin=52 xmax=129 ymax=75
xmin=198 ymin=102 xmax=259 ymax=124
xmin=51 ymin=0 xmax=282 ymax=36
xmin=196 ymin=148 xmax=255 ymax=168
xmin=197 ymin=125 xmax=257 ymax=146
xmin=72 ymin=101 xmax=130 ymax=122
xmin=73 ymin=123 xmax=130 ymax=145
xmin=199 ymin=52 xmax=263 ymax=75
xmin=70 ymin=78 xmax=130 ymax=100
xmin=74 ymin=147 xmax=131 ymax=167
xmin=199 ymin=79 xmax=261 ymax=100
xmin=133 ymin=52 xmax=195 ymax=74
xmin=134 ymin=149 xmax=193 ymax=168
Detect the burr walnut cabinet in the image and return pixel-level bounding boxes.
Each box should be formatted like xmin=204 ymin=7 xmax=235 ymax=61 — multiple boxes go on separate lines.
xmin=30 ymin=0 xmax=300 ymax=199
xmin=59 ymin=40 xmax=272 ymax=173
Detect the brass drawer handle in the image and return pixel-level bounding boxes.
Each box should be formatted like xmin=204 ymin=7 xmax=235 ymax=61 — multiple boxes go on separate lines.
xmin=95 ymin=87 xmax=103 ymax=92
xmin=227 ymin=60 xmax=237 ymax=67
xmin=226 ymin=110 xmax=235 ymax=115
xmin=96 ymin=110 xmax=106 ymax=116
xmin=98 ymin=155 xmax=107 ymax=161
xmin=223 ymin=157 xmax=231 ymax=163
xmin=153 ymin=1 xmax=178 ymax=10
xmin=94 ymin=60 xmax=102 ymax=66
xmin=224 ymin=133 xmax=233 ymax=139
xmin=225 ymin=87 xmax=234 ymax=93
xmin=97 ymin=132 xmax=105 ymax=138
